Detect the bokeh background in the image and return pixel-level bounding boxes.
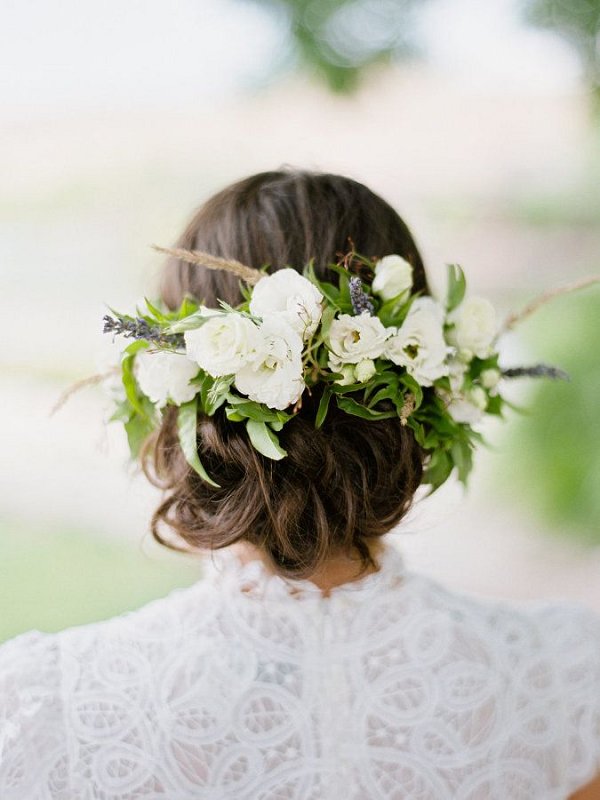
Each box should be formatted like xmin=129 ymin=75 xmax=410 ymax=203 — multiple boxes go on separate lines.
xmin=2 ymin=0 xmax=599 ymax=642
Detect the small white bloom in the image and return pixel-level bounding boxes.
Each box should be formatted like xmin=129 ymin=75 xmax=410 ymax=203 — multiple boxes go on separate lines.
xmin=480 ymin=367 xmax=501 ymax=391
xmin=184 ymin=313 xmax=263 ymax=377
xmin=445 ymin=386 xmax=488 ymax=425
xmin=384 ymin=297 xmax=449 ymax=387
xmin=355 ymin=358 xmax=376 ymax=383
xmin=447 ymin=296 xmax=497 ymax=359
xmin=372 ymin=255 xmax=413 ymax=302
xmin=447 ymin=357 xmax=468 ymax=393
xmin=249 ymin=268 xmax=323 ymax=340
xmin=134 ymin=349 xmax=199 ymax=408
xmin=328 ymin=354 xmax=356 ymax=385
xmin=336 ymin=364 xmax=357 ymax=386
xmin=234 ymin=317 xmax=305 ymax=410
xmin=328 ymin=311 xmax=390 ymax=365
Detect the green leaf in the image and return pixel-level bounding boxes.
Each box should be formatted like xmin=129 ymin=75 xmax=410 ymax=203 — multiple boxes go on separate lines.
xmin=318 ymin=304 xmax=337 ymax=339
xmin=398 ymin=374 xmax=424 ymax=408
xmin=246 ymin=420 xmax=287 ymax=460
xmin=225 ymin=394 xmax=290 ymax=424
xmin=121 ymin=341 xmax=150 ymax=417
xmin=315 ymin=386 xmax=332 ymax=428
xmin=303 ymin=261 xmax=342 ymax=310
xmin=451 ymin=439 xmax=473 ymax=484
xmin=199 ymin=374 xmax=233 ymax=416
xmin=177 ymin=399 xmax=220 ymax=487
xmin=166 ymin=311 xmax=214 ymax=334
xmin=225 ymin=408 xmax=244 ymax=422
xmin=108 ymin=399 xmax=132 ymax=423
xmin=123 ymin=412 xmax=155 ymax=458
xmin=485 ymin=393 xmax=504 ymax=416
xmin=446 ymin=264 xmax=466 ymax=312
xmin=335 ymin=394 xmax=397 ymax=420
xmin=423 ymin=449 xmax=453 ymax=492
xmin=376 ymin=294 xmax=414 ymax=328
xmin=142 ymin=297 xmax=170 ymax=323
xmin=176 ymin=294 xmax=200 ymax=319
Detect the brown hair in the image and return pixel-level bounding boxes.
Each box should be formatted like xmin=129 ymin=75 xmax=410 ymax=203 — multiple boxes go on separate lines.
xmin=142 ymin=169 xmax=428 ymax=579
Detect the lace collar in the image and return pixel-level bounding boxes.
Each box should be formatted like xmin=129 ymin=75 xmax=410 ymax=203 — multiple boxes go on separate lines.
xmin=205 ymin=539 xmax=409 ymax=607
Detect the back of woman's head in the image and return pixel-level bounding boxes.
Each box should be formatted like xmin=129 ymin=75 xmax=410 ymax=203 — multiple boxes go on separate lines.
xmin=142 ymin=169 xmax=428 ymax=578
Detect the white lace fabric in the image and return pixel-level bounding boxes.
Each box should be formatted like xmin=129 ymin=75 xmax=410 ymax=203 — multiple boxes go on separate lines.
xmin=1 ymin=541 xmax=600 ymax=799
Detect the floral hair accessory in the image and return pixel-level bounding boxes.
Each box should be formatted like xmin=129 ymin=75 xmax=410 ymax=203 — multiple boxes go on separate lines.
xmin=92 ymin=245 xmax=597 ymax=491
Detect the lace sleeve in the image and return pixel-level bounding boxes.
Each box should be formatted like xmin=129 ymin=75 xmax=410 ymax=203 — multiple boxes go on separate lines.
xmin=0 ymin=630 xmax=68 ymax=798
xmin=538 ymin=603 xmax=600 ymax=795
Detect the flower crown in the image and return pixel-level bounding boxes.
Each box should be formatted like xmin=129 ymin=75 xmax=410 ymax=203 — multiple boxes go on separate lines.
xmin=93 ymin=244 xmax=597 ymax=492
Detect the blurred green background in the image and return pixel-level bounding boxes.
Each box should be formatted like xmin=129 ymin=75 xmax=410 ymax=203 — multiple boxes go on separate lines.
xmin=2 ymin=0 xmax=599 ymax=642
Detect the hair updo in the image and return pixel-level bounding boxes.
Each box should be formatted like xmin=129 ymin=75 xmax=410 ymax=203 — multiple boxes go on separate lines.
xmin=141 ymin=169 xmax=429 ymax=579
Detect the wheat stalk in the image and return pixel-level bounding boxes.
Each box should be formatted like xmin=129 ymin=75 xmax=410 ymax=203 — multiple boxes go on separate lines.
xmin=49 ymin=368 xmax=120 ymax=417
xmin=501 ymin=275 xmax=600 ymax=333
xmin=152 ymin=244 xmax=264 ymax=285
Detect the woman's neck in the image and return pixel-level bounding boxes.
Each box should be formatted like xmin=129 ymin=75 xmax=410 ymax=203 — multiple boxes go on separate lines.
xmin=230 ymin=540 xmax=385 ymax=597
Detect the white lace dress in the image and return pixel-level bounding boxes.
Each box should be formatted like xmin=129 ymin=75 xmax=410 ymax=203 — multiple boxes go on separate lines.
xmin=1 ymin=541 xmax=600 ymax=799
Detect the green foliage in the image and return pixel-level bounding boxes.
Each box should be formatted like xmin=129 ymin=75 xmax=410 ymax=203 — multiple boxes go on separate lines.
xmin=177 ymin=398 xmax=220 ymax=487
xmin=501 ymin=290 xmax=600 ymax=538
xmin=246 ymin=419 xmax=288 ymax=459
xmin=446 ymin=264 xmax=466 ymax=312
xmin=117 ymin=340 xmax=160 ymax=457
xmin=243 ymin=0 xmax=425 ymax=93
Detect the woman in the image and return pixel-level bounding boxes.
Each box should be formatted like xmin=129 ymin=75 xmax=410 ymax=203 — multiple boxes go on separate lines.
xmin=1 ymin=169 xmax=599 ymax=799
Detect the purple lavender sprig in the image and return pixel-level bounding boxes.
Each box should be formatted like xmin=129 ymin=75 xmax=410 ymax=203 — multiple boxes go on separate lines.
xmin=102 ymin=314 xmax=184 ymax=348
xmin=349 ymin=276 xmax=375 ymax=315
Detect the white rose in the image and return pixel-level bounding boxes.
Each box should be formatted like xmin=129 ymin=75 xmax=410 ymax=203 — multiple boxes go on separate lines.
xmin=445 ymin=386 xmax=488 ymax=425
xmin=355 ymin=358 xmax=376 ymax=383
xmin=371 ymin=254 xmax=413 ymax=302
xmin=447 ymin=297 xmax=497 ymax=359
xmin=184 ymin=313 xmax=263 ymax=377
xmin=384 ymin=297 xmax=449 ymax=387
xmin=234 ymin=317 xmax=305 ymax=410
xmin=134 ymin=349 xmax=199 ymax=408
xmin=327 ymin=311 xmax=390 ymax=365
xmin=249 ymin=268 xmax=323 ymax=340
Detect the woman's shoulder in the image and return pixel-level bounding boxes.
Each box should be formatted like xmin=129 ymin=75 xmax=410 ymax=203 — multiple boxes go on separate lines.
xmin=408 ymin=569 xmax=600 ymax=659
xmin=405 ymin=572 xmax=600 ymax=794
xmin=0 ymin=576 xmax=215 ymax=683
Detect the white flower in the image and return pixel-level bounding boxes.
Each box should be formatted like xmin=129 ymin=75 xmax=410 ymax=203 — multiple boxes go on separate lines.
xmin=134 ymin=349 xmax=199 ymax=408
xmin=480 ymin=367 xmax=501 ymax=391
xmin=445 ymin=386 xmax=488 ymax=425
xmin=355 ymin=358 xmax=377 ymax=383
xmin=371 ymin=255 xmax=413 ymax=302
xmin=327 ymin=311 xmax=390 ymax=365
xmin=384 ymin=297 xmax=449 ymax=387
xmin=249 ymin=268 xmax=324 ymax=340
xmin=184 ymin=313 xmax=263 ymax=377
xmin=447 ymin=297 xmax=497 ymax=359
xmin=333 ymin=363 xmax=357 ymax=386
xmin=234 ymin=317 xmax=305 ymax=410
xmin=447 ymin=357 xmax=468 ymax=393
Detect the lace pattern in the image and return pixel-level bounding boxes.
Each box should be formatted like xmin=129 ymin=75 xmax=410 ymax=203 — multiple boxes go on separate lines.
xmin=1 ymin=542 xmax=599 ymax=799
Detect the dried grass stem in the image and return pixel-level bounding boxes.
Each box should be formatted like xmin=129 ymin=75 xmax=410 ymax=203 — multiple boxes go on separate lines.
xmin=502 ymin=275 xmax=600 ymax=332
xmin=152 ymin=244 xmax=264 ymax=286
